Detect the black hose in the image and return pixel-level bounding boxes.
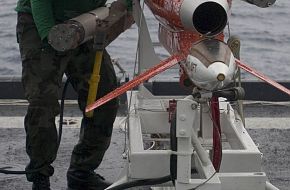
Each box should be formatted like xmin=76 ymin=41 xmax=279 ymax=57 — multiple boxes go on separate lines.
xmin=102 ymin=112 xmax=175 ymax=190
xmin=0 ymin=79 xmax=69 ymax=175
xmin=106 ymin=114 xmax=175 ymax=190
xmin=170 ymin=112 xmax=177 ymax=185
xmin=57 ymin=78 xmax=69 ymax=150
xmin=0 ymin=166 xmax=46 ymax=175
xmin=107 ymin=175 xmax=171 ymax=190
xmin=108 ymin=101 xmax=221 ymax=190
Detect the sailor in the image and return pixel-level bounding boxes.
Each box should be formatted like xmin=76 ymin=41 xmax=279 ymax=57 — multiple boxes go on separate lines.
xmin=15 ymin=0 xmax=119 ymax=189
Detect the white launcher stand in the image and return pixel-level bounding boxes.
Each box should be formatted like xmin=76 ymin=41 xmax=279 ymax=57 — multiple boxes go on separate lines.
xmin=108 ymin=1 xmax=279 ymax=189
xmin=120 ymin=88 xmax=277 ymax=190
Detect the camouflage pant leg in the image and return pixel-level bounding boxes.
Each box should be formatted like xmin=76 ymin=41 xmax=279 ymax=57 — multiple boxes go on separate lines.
xmin=17 ymin=13 xmax=67 ymax=181
xmin=65 ymin=44 xmax=119 ymax=172
xmin=17 ymin=12 xmax=118 ymax=179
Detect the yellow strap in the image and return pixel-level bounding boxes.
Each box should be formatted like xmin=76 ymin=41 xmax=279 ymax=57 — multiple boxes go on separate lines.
xmin=85 ymin=51 xmax=103 ymax=118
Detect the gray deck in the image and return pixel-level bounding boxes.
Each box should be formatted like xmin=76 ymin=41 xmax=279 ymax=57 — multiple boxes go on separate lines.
xmin=0 ymin=101 xmax=289 ymax=190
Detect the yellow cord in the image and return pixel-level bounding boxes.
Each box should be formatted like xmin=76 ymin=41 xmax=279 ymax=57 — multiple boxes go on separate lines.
xmin=86 ymin=51 xmax=103 ymax=118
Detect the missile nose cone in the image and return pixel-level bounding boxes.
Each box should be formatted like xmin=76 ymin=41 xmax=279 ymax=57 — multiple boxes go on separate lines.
xmin=183 ymin=39 xmax=237 ymax=91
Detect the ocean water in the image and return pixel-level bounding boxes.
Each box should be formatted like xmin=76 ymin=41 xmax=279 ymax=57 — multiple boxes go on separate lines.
xmin=0 ymin=0 xmax=289 ymax=80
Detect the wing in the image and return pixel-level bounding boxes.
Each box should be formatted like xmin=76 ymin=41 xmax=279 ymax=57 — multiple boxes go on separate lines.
xmin=86 ymin=54 xmax=185 ymax=112
xmin=236 ymin=59 xmax=290 ymax=96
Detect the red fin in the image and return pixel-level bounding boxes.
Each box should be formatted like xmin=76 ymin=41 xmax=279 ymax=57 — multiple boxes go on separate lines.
xmin=236 ymin=59 xmax=290 ymax=96
xmin=86 ymin=54 xmax=185 ymax=112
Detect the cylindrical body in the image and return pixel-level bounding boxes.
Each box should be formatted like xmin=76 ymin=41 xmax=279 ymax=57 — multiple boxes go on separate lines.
xmin=48 ymin=7 xmax=109 ymax=51
xmin=71 ymin=7 xmax=110 ymax=42
xmin=48 ymin=0 xmax=134 ymax=52
xmin=158 ymin=26 xmax=224 ymax=55
xmin=146 ymin=0 xmax=231 ymax=55
xmin=145 ymin=0 xmax=231 ymax=36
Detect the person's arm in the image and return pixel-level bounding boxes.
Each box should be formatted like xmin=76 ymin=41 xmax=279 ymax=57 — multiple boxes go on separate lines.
xmin=31 ymin=0 xmax=55 ymax=40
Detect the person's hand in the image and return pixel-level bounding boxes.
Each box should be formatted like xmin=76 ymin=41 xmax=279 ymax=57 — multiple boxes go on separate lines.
xmin=110 ymin=0 xmax=135 ymax=30
xmin=41 ymin=37 xmax=54 ymax=52
xmin=110 ymin=0 xmax=127 ymax=12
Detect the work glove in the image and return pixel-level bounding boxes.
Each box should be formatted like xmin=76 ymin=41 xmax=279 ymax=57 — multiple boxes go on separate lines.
xmin=41 ymin=37 xmax=55 ymax=52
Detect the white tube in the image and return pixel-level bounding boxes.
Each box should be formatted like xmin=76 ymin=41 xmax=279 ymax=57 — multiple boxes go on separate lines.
xmin=191 ymin=129 xmax=211 ymax=166
xmin=180 ymin=0 xmax=230 ymax=36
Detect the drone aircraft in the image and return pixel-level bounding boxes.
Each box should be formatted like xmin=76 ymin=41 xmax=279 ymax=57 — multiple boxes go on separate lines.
xmin=79 ymin=0 xmax=289 ymax=111
xmin=47 ymin=0 xmax=289 ymax=189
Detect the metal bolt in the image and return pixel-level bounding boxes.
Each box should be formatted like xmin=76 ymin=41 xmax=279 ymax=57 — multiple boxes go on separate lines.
xmin=179 ymin=114 xmax=186 ymax=121
xmin=191 ymin=104 xmax=198 ymax=110
xmin=179 ymin=129 xmax=186 ymax=136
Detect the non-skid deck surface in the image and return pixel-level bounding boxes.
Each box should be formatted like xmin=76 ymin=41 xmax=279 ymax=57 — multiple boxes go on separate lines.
xmin=0 ymin=116 xmax=289 ymax=190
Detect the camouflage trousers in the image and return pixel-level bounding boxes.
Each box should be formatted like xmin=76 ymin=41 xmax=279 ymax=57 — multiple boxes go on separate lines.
xmin=16 ymin=13 xmax=119 ymax=182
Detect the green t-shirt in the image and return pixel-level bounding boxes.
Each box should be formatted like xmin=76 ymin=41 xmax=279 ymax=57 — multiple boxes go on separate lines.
xmin=15 ymin=0 xmax=106 ymax=40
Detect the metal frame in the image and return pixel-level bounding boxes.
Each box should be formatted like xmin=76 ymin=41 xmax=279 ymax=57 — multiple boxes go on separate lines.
xmin=106 ymin=1 xmax=280 ymax=189
xmin=117 ymin=91 xmax=274 ymax=190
